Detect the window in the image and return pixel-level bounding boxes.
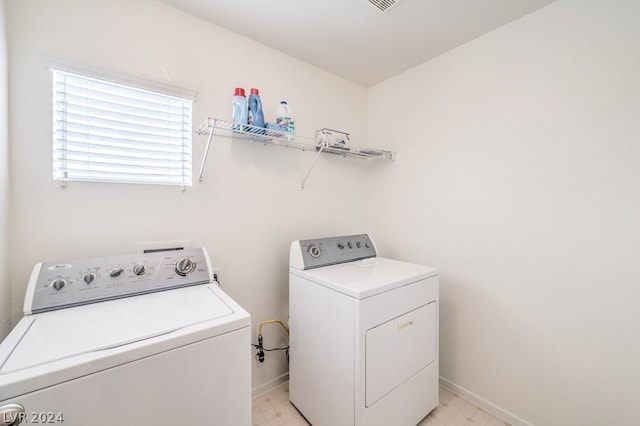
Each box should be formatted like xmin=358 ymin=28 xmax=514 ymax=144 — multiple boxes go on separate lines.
xmin=52 ymin=69 xmax=193 ymax=186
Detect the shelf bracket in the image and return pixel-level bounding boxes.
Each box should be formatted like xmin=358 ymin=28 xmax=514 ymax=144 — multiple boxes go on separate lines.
xmin=301 ymin=144 xmax=326 ymax=189
xmin=197 ymin=118 xmax=215 ymax=183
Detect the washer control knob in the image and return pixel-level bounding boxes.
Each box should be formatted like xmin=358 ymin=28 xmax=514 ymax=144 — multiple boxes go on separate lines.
xmin=52 ymin=278 xmax=66 ymax=291
xmin=82 ymin=272 xmax=96 ymax=284
xmin=109 ymin=267 xmax=124 ymax=278
xmin=337 ymin=243 xmax=344 ymax=249
xmin=356 ymin=241 xmax=361 ymax=248
xmin=133 ymin=264 xmax=146 ymax=276
xmin=347 ymin=242 xmax=353 ymax=249
xmin=307 ymin=244 xmax=321 ymax=258
xmin=175 ymin=258 xmax=196 ymax=277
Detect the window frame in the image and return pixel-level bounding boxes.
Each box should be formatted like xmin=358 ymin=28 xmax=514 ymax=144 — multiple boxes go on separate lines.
xmin=49 ymin=60 xmax=196 ymax=188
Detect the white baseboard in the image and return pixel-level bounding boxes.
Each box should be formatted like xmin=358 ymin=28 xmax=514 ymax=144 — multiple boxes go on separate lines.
xmin=252 ymin=372 xmax=289 ymax=398
xmin=439 ymin=377 xmax=534 ymax=426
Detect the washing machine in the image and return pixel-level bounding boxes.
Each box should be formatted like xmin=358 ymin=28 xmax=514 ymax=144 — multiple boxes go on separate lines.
xmin=289 ymin=234 xmax=439 ymax=426
xmin=0 ymin=248 xmax=251 ymax=426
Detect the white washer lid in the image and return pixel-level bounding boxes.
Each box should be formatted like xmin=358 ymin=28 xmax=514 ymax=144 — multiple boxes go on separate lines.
xmin=0 ymin=284 xmax=233 ymax=374
xmin=289 ymin=257 xmax=438 ymax=299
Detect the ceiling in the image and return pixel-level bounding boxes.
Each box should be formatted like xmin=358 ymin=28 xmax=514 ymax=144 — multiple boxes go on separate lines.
xmin=157 ymin=0 xmax=557 ymax=87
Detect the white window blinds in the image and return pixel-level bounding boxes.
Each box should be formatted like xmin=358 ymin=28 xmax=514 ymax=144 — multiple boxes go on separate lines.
xmin=52 ymin=69 xmax=193 ymax=186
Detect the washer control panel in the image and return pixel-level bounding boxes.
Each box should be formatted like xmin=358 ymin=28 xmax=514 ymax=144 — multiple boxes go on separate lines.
xmin=26 ymin=248 xmax=211 ymax=314
xmin=295 ymin=234 xmax=377 ymax=270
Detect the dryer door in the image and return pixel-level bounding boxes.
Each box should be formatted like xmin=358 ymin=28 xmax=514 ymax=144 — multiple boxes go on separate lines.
xmin=365 ymin=301 xmax=437 ymax=407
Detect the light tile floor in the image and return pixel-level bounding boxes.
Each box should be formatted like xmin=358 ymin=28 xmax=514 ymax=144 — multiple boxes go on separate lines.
xmin=252 ymin=383 xmax=511 ymax=426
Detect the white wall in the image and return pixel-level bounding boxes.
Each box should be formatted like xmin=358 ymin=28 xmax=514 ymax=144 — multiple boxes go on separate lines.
xmin=367 ymin=0 xmax=640 ymax=424
xmin=6 ymin=0 xmax=369 ymax=391
xmin=0 ymin=0 xmax=10 ymax=338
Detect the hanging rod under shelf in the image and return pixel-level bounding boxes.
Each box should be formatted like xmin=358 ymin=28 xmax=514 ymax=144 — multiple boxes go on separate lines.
xmin=196 ymin=117 xmax=395 ymax=185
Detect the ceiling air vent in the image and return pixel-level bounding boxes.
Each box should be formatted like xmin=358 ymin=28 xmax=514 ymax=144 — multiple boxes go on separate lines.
xmin=368 ymin=0 xmax=403 ymax=13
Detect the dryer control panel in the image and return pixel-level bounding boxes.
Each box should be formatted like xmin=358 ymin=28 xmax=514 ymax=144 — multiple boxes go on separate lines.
xmin=290 ymin=234 xmax=377 ymax=270
xmin=25 ymin=248 xmax=212 ymax=314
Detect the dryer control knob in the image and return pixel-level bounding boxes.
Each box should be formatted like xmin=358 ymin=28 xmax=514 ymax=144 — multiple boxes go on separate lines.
xmin=133 ymin=264 xmax=146 ymax=276
xmin=307 ymin=244 xmax=321 ymax=258
xmin=52 ymin=278 xmax=66 ymax=291
xmin=82 ymin=272 xmax=96 ymax=284
xmin=175 ymin=258 xmax=196 ymax=277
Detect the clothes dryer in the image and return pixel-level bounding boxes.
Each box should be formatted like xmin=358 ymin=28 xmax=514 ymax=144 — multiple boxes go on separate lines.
xmin=289 ymin=234 xmax=439 ymax=426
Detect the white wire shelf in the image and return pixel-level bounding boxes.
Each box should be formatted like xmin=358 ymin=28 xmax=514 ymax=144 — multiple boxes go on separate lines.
xmin=196 ymin=117 xmax=395 ymax=187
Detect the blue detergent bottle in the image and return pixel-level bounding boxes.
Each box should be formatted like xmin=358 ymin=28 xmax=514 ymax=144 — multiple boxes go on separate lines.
xmin=248 ymin=88 xmax=265 ymax=129
xmin=232 ymin=87 xmax=248 ymax=131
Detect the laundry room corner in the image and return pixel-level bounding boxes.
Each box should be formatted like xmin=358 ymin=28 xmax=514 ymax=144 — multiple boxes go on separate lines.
xmin=5 ymin=0 xmax=640 ymax=424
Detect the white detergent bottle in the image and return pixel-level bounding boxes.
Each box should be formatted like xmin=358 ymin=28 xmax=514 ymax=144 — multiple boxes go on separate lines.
xmin=276 ymin=101 xmax=295 ymax=135
xmin=232 ymin=87 xmax=248 ymax=131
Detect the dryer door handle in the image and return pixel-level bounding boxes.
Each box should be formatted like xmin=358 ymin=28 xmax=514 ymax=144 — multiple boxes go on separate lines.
xmin=0 ymin=403 xmax=25 ymax=426
xmin=398 ymin=318 xmax=415 ymax=334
